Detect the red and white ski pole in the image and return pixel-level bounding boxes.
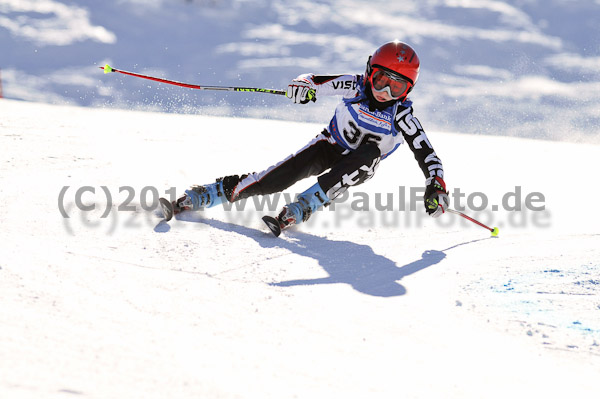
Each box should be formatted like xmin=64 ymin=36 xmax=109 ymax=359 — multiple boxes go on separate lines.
xmin=446 ymin=208 xmax=499 ymax=236
xmin=100 ymin=64 xmax=287 ymax=96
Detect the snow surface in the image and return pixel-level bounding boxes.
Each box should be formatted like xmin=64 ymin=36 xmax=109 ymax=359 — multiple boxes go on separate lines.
xmin=1 ymin=0 xmax=600 ymax=142
xmin=1 ymin=98 xmax=599 ymax=398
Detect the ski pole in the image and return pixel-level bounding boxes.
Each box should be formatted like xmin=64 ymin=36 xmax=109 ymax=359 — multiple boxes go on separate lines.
xmin=446 ymin=208 xmax=499 ymax=237
xmin=99 ymin=64 xmax=288 ymax=96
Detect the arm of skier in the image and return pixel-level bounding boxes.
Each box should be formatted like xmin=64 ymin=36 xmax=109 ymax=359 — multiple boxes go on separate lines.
xmin=286 ymin=73 xmax=360 ymax=104
xmin=394 ymin=105 xmax=449 ymax=217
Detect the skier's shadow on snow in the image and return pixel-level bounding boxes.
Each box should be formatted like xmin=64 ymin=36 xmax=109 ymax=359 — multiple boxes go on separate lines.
xmin=171 ymin=216 xmax=487 ymax=297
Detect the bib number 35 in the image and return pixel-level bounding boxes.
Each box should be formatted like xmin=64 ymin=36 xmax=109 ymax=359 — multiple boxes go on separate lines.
xmin=343 ymin=121 xmax=381 ymax=147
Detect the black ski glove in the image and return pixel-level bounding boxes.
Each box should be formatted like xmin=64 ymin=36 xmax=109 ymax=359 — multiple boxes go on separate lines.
xmin=424 ymin=176 xmax=449 ymax=218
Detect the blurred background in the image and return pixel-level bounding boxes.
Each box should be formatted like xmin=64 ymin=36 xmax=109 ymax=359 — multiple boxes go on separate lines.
xmin=1 ymin=0 xmax=599 ymax=142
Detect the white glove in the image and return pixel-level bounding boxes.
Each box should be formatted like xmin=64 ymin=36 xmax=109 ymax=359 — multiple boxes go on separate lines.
xmin=286 ymin=75 xmax=317 ymax=104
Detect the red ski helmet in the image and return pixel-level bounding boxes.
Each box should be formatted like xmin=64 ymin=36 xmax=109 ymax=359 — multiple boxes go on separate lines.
xmin=366 ymin=41 xmax=420 ymax=101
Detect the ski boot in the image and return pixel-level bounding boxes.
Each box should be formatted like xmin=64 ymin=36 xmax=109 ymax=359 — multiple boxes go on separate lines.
xmin=159 ymin=177 xmax=239 ymax=221
xmin=263 ymin=182 xmax=330 ymax=237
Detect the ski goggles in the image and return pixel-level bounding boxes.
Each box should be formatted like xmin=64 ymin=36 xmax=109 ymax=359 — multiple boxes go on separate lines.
xmin=370 ymin=69 xmax=409 ymax=99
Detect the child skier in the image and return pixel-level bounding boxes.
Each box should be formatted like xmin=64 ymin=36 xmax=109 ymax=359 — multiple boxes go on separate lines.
xmin=162 ymin=40 xmax=450 ymax=236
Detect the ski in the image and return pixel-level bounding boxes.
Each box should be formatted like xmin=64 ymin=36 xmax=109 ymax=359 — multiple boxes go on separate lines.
xmin=262 ymin=215 xmax=282 ymax=237
xmin=159 ymin=197 xmax=175 ymax=221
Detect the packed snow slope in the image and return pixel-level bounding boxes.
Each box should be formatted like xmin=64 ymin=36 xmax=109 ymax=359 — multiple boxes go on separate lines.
xmin=1 ymin=0 xmax=600 ymax=142
xmin=1 ymin=99 xmax=599 ymax=398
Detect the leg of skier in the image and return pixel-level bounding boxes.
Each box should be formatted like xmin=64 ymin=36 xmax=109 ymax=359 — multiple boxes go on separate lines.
xmin=168 ymin=131 xmax=344 ymax=216
xmin=266 ymin=142 xmax=381 ymax=235
xmin=163 ymin=132 xmax=381 ymax=236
